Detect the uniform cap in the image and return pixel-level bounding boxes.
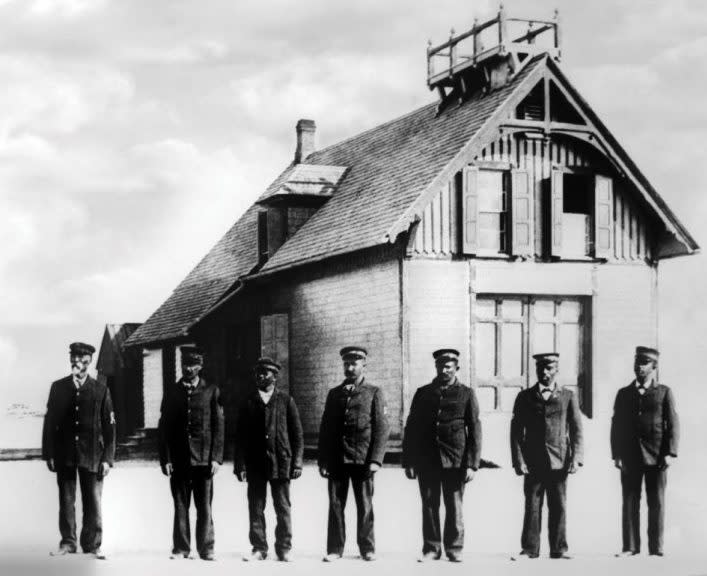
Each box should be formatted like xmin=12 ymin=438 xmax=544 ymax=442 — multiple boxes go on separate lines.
xmin=533 ymin=352 xmax=559 ymax=364
xmin=255 ymin=357 xmax=281 ymax=373
xmin=180 ymin=346 xmax=204 ymax=365
xmin=432 ymin=348 xmax=460 ymax=362
xmin=69 ymin=342 xmax=95 ymax=356
xmin=339 ymin=346 xmax=368 ymax=360
xmin=635 ymin=346 xmax=659 ymax=361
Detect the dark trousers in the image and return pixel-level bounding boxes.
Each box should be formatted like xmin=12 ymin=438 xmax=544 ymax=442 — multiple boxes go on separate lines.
xmin=521 ymin=470 xmax=568 ymax=557
xmin=327 ymin=465 xmax=375 ymax=555
xmin=56 ymin=466 xmax=103 ymax=552
xmin=247 ymin=476 xmax=292 ymax=556
xmin=169 ymin=466 xmax=215 ymax=557
xmin=417 ymin=468 xmax=466 ymax=556
xmin=620 ymin=466 xmax=666 ymax=554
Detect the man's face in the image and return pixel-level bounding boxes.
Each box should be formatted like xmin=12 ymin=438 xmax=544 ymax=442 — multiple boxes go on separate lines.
xmin=435 ymin=360 xmax=458 ymax=382
xmin=182 ymin=362 xmax=202 ymax=382
xmin=634 ymin=357 xmax=656 ymax=382
xmin=536 ymin=361 xmax=558 ymax=386
xmin=343 ymin=357 xmax=366 ymax=382
xmin=255 ymin=366 xmax=277 ymax=390
xmin=70 ymin=354 xmax=92 ymax=377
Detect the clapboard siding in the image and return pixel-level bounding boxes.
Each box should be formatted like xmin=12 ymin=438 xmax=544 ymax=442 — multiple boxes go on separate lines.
xmin=412 ymin=134 xmax=654 ymax=262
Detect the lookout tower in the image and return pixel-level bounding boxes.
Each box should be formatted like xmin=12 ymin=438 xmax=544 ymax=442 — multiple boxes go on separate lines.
xmin=427 ymin=5 xmax=561 ymax=110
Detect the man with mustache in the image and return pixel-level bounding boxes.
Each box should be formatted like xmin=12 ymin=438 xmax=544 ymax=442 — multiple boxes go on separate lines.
xmin=402 ymin=348 xmax=482 ymax=563
xmin=158 ymin=346 xmax=224 ymax=561
xmin=42 ymin=342 xmax=115 ymax=559
xmin=318 ymin=346 xmax=390 ymax=562
xmin=611 ymin=346 xmax=679 ymax=557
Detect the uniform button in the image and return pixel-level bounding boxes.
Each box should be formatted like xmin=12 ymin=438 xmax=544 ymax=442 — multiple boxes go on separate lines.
xmin=75 ymin=406 xmax=79 ymax=411
xmin=75 ymin=435 xmax=79 ymax=441
xmin=265 ymin=434 xmax=269 ymax=439
xmin=75 ymin=421 xmax=79 ymax=425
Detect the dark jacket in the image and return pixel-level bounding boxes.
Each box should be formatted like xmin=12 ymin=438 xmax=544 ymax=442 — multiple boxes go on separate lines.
xmin=42 ymin=375 xmax=116 ymax=473
xmin=610 ymin=381 xmax=679 ymax=468
xmin=402 ymin=379 xmax=482 ymax=471
xmin=158 ymin=378 xmax=225 ymax=470
xmin=510 ymin=383 xmax=583 ymax=473
xmin=234 ymin=388 xmax=304 ymax=480
xmin=318 ymin=379 xmax=390 ymax=469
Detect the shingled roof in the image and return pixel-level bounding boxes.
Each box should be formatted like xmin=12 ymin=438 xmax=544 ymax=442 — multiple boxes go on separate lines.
xmin=126 ymin=53 xmax=697 ymax=347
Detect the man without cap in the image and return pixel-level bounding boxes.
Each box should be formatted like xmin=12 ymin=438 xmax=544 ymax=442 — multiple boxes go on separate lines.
xmin=42 ymin=342 xmax=115 ymax=559
xmin=318 ymin=346 xmax=390 ymax=562
xmin=158 ymin=346 xmax=224 ymax=561
xmin=402 ymin=348 xmax=482 ymax=563
xmin=235 ymin=357 xmax=304 ymax=562
xmin=611 ymin=346 xmax=679 ymax=557
xmin=510 ymin=353 xmax=583 ymax=560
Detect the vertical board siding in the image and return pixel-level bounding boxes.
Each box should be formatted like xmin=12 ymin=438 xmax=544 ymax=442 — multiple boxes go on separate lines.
xmin=412 ymin=135 xmax=653 ymax=262
xmin=142 ymin=348 xmax=162 ymax=429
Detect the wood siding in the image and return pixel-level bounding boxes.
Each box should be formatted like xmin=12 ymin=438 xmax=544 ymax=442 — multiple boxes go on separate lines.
xmin=411 ymin=134 xmax=655 ymax=262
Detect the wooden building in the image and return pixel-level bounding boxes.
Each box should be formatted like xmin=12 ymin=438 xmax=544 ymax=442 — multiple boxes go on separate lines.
xmin=96 ymin=323 xmax=144 ymax=440
xmin=125 ymin=10 xmax=698 ymax=461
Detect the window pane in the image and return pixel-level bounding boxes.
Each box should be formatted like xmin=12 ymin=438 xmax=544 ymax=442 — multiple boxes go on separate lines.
xmin=479 ymin=213 xmax=501 ymax=251
xmin=475 ymin=298 xmax=496 ymax=320
xmin=562 ymin=213 xmax=590 ymax=257
xmin=559 ymin=323 xmax=579 ymax=379
xmin=478 ymin=171 xmax=504 ymax=211
xmin=533 ymin=323 xmax=555 ymax=356
xmin=501 ymin=386 xmax=522 ymax=412
xmin=501 ymin=323 xmax=523 ymax=378
xmin=475 ymin=323 xmax=496 ymax=379
xmin=503 ymin=299 xmax=523 ymax=319
xmin=477 ymin=387 xmax=496 ymax=412
xmin=560 ymin=301 xmax=581 ymax=322
xmin=533 ymin=300 xmax=555 ymax=321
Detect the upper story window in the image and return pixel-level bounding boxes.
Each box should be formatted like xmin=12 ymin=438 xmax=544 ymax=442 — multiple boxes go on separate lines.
xmin=477 ymin=170 xmax=508 ymax=254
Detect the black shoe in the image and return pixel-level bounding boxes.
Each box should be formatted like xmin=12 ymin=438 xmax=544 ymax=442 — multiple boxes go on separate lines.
xmin=550 ymin=552 xmax=573 ymax=559
xmin=418 ymin=551 xmax=441 ymax=562
xmin=200 ymin=552 xmax=216 ymax=561
xmin=50 ymin=546 xmax=76 ymax=556
xmin=447 ymin=552 xmax=463 ymax=562
xmin=86 ymin=548 xmax=107 ymax=560
xmin=277 ymin=551 xmax=292 ymax=562
xmin=511 ymin=551 xmax=538 ymax=561
xmin=615 ymin=550 xmax=638 ymax=557
xmin=649 ymin=551 xmax=664 ymax=557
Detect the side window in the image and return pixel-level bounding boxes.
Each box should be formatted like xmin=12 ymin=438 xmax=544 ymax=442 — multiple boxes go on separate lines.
xmin=462 ymin=166 xmax=531 ymax=258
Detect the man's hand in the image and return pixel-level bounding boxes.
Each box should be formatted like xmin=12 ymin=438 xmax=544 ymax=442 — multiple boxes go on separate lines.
xmin=46 ymin=458 xmax=55 ymax=473
xmin=515 ymin=463 xmax=529 ymax=476
xmin=368 ymin=462 xmax=381 ymax=475
xmin=290 ymin=468 xmax=302 ymax=480
xmin=319 ymin=467 xmax=329 ymax=478
xmin=404 ymin=467 xmax=417 ymax=480
xmin=235 ymin=470 xmax=246 ymax=482
xmin=161 ymin=463 xmax=173 ymax=477
xmin=659 ymin=456 xmax=673 ymax=471
xmin=568 ymin=461 xmax=579 ymax=474
xmin=210 ymin=462 xmax=220 ymax=476
xmin=98 ymin=462 xmax=110 ymax=479
xmin=613 ymin=458 xmax=623 ymax=471
xmin=464 ymin=468 xmax=476 ymax=483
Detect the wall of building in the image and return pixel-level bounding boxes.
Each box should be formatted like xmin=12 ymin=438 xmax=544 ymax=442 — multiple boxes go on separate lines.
xmin=411 ymin=133 xmax=656 ymax=262
xmin=265 ymin=254 xmax=403 ymax=442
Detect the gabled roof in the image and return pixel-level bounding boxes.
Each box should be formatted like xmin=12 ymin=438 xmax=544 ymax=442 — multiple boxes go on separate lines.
xmin=126 ymin=53 xmax=697 ymax=347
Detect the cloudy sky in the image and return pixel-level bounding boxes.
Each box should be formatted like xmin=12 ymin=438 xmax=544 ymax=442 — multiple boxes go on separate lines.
xmin=0 ymin=0 xmax=705 ymax=411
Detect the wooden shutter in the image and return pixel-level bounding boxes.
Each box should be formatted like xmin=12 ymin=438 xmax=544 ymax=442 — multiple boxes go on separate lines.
xmin=260 ymin=314 xmax=290 ymax=391
xmin=511 ymin=169 xmax=532 ymax=257
xmin=550 ymin=169 xmax=564 ymax=257
xmin=594 ymin=175 xmax=613 ymax=259
xmin=462 ymin=166 xmax=479 ymax=254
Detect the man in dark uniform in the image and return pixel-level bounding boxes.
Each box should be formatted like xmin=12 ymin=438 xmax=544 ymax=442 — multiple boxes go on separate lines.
xmin=318 ymin=346 xmax=390 ymax=562
xmin=611 ymin=346 xmax=679 ymax=557
xmin=42 ymin=342 xmax=115 ymax=559
xmin=235 ymin=357 xmax=304 ymax=562
xmin=402 ymin=348 xmax=482 ymax=563
xmin=510 ymin=352 xmax=583 ymax=561
xmin=158 ymin=346 xmax=224 ymax=561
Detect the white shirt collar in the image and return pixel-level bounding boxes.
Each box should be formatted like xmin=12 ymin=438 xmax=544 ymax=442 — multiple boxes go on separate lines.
xmin=74 ymin=375 xmax=88 ymax=388
xmin=183 ymin=378 xmax=199 ymax=389
xmin=258 ymin=388 xmax=274 ymax=404
xmin=539 ymin=382 xmax=555 ymax=392
xmin=635 ymin=377 xmax=654 ymax=389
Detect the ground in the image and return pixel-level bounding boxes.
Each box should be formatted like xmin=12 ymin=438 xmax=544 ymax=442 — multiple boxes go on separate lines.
xmin=2 ymin=457 xmax=706 ymax=576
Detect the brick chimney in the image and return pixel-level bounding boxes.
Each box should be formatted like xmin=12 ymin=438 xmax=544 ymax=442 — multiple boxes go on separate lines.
xmin=294 ymin=119 xmax=316 ymax=163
